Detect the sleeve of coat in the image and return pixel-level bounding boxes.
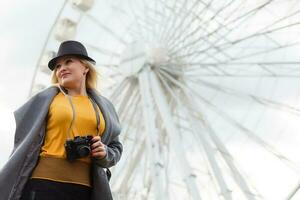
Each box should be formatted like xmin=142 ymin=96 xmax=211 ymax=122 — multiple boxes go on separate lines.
xmin=93 ymin=135 xmax=123 ymax=168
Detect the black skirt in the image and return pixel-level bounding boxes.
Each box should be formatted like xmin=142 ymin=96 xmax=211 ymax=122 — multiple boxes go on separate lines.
xmin=21 ymin=178 xmax=91 ymax=200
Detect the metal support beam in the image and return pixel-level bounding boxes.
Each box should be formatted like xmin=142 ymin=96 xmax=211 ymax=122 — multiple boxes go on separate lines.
xmin=138 ymin=68 xmax=167 ymax=200
xmin=149 ymin=68 xmax=202 ymax=200
xmin=286 ymin=181 xmax=300 ymax=200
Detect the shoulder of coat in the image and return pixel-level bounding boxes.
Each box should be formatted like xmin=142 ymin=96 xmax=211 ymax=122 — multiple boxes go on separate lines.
xmin=30 ymin=85 xmax=59 ymax=100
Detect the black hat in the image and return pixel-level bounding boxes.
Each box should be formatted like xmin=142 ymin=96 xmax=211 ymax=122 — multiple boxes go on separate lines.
xmin=48 ymin=40 xmax=96 ymax=71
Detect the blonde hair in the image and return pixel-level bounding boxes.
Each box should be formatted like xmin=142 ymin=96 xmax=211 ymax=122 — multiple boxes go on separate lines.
xmin=50 ymin=58 xmax=99 ymax=89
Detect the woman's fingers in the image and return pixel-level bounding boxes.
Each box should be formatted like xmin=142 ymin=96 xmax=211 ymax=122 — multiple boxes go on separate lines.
xmin=92 ymin=146 xmax=105 ymax=153
xmin=91 ymin=136 xmax=103 ymax=149
xmin=92 ymin=153 xmax=105 ymax=159
xmin=91 ymin=136 xmax=101 ymax=142
xmin=91 ymin=148 xmax=106 ymax=159
xmin=91 ymin=141 xmax=101 ymax=149
xmin=91 ymin=136 xmax=107 ymax=159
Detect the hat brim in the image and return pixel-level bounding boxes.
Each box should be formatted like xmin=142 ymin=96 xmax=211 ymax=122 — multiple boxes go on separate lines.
xmin=48 ymin=54 xmax=96 ymax=71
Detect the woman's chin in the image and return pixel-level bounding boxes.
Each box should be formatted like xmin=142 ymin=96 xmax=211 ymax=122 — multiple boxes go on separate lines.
xmin=60 ymin=79 xmax=74 ymax=88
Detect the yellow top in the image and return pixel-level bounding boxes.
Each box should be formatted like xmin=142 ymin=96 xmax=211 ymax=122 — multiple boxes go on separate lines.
xmin=31 ymin=92 xmax=106 ymax=187
xmin=40 ymin=92 xmax=106 ymax=163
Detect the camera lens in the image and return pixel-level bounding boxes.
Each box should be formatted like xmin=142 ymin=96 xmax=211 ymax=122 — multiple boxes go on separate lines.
xmin=77 ymin=146 xmax=91 ymax=157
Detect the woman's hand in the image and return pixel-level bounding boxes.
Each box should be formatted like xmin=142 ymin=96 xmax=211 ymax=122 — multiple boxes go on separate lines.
xmin=91 ymin=136 xmax=107 ymax=159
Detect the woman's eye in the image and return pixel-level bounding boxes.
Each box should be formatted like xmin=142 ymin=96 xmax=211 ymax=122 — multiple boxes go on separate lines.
xmin=66 ymin=59 xmax=72 ymax=64
xmin=55 ymin=64 xmax=61 ymax=69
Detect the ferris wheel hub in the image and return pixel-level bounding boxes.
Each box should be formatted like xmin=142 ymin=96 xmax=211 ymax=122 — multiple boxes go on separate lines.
xmin=146 ymin=47 xmax=170 ymax=66
xmin=119 ymin=42 xmax=173 ymax=77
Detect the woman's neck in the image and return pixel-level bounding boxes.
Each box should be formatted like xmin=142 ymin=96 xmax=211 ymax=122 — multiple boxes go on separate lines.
xmin=58 ymin=77 xmax=88 ymax=96
xmin=60 ymin=83 xmax=88 ymax=96
xmin=66 ymin=87 xmax=88 ymax=96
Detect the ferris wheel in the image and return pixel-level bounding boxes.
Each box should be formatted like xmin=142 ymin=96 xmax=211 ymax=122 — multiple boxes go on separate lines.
xmin=30 ymin=0 xmax=300 ymax=199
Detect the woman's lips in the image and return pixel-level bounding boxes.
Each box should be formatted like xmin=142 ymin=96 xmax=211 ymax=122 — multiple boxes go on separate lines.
xmin=61 ymin=73 xmax=71 ymax=78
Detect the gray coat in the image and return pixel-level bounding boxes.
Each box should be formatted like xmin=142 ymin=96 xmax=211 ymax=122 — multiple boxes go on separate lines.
xmin=0 ymin=86 xmax=122 ymax=200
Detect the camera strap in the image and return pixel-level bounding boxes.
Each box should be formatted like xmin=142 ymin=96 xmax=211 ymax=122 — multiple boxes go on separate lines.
xmin=58 ymin=85 xmax=100 ymax=140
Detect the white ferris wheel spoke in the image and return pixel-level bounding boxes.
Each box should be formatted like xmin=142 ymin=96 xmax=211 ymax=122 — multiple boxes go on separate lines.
xmin=149 ymin=68 xmax=203 ymax=200
xmin=138 ymin=69 xmax=168 ymax=199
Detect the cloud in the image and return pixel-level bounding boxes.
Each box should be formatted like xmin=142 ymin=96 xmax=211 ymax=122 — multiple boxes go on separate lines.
xmin=0 ymin=35 xmax=17 ymax=63
xmin=0 ymin=1 xmax=17 ymax=17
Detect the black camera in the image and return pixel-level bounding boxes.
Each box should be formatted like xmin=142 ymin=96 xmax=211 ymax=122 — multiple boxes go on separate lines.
xmin=65 ymin=135 xmax=93 ymax=161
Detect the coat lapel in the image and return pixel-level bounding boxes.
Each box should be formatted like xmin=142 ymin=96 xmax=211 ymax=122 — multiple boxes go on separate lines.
xmin=87 ymin=88 xmax=121 ymax=144
xmin=12 ymin=86 xmax=58 ymax=150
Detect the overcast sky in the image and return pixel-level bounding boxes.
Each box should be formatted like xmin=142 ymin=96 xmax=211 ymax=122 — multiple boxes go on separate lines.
xmin=0 ymin=0 xmax=62 ymax=166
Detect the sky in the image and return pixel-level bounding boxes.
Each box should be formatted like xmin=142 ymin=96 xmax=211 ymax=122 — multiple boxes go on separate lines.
xmin=0 ymin=0 xmax=62 ymax=166
xmin=0 ymin=1 xmax=300 ymax=199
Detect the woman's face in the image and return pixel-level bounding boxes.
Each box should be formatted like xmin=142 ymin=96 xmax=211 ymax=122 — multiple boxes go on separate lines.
xmin=54 ymin=56 xmax=89 ymax=88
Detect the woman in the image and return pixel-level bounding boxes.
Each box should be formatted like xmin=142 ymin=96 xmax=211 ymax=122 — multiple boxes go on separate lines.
xmin=0 ymin=40 xmax=122 ymax=200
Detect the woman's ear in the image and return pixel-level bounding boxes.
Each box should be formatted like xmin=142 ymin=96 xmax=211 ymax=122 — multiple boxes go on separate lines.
xmin=83 ymin=67 xmax=89 ymax=75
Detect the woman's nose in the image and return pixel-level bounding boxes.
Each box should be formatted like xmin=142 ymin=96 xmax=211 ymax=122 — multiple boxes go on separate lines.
xmin=56 ymin=68 xmax=66 ymax=78
xmin=57 ymin=64 xmax=67 ymax=72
